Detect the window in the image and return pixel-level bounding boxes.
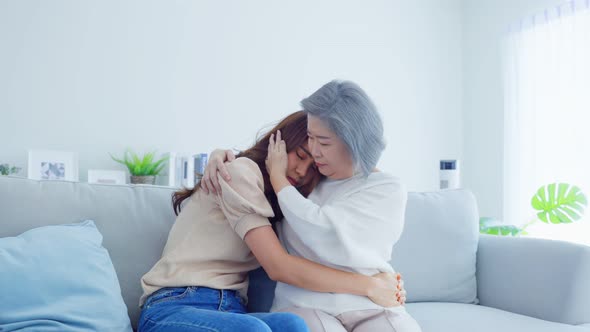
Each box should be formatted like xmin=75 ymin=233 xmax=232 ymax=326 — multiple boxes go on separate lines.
xmin=503 ymin=0 xmax=590 ymax=245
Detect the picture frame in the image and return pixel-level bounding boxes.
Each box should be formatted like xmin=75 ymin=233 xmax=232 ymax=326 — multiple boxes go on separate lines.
xmin=27 ymin=150 xmax=79 ymax=182
xmin=88 ymin=169 xmax=127 ymax=185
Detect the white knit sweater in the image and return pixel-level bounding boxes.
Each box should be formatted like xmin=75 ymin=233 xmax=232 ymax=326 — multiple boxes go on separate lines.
xmin=271 ymin=171 xmax=408 ymax=316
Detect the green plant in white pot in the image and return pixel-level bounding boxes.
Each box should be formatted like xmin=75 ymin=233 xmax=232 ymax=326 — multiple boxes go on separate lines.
xmin=480 ymin=183 xmax=588 ymax=236
xmin=110 ymin=150 xmax=167 ymax=185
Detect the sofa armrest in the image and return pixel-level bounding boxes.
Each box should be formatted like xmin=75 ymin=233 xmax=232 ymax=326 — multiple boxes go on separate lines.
xmin=476 ymin=234 xmax=590 ymax=325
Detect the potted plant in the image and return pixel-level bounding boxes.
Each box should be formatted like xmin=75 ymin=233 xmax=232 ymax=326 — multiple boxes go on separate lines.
xmin=110 ymin=150 xmax=167 ymax=185
xmin=480 ymin=182 xmax=588 ymax=236
xmin=0 ymin=164 xmax=21 ymax=176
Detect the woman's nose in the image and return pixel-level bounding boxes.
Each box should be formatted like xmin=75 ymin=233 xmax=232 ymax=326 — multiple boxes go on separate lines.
xmin=309 ymin=140 xmax=321 ymax=157
xmin=296 ymin=163 xmax=308 ymax=177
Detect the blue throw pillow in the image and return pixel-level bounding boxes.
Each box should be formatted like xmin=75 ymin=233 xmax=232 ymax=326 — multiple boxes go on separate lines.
xmin=0 ymin=220 xmax=132 ymax=332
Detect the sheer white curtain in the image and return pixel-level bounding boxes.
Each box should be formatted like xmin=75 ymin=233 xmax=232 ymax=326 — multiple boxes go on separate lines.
xmin=503 ymin=0 xmax=590 ymax=245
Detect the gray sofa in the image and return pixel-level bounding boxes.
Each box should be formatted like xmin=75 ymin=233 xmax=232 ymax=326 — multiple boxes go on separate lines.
xmin=1 ymin=176 xmax=589 ymax=331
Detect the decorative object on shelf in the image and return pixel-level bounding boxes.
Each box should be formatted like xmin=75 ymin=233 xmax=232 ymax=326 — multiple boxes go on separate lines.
xmin=184 ymin=153 xmax=208 ymax=188
xmin=166 ymin=152 xmax=184 ymax=187
xmin=110 ymin=150 xmax=167 ymax=185
xmin=88 ymin=170 xmax=127 ymax=185
xmin=167 ymin=152 xmax=208 ymax=188
xmin=27 ymin=150 xmax=79 ymax=181
xmin=480 ymin=182 xmax=588 ymax=236
xmin=0 ymin=164 xmax=22 ymax=176
xmin=129 ymin=175 xmax=154 ymax=184
xmin=440 ymin=159 xmax=460 ymax=189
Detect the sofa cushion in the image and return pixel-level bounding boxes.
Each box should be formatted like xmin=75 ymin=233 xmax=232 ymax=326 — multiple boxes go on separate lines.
xmin=0 ymin=176 xmax=177 ymax=329
xmin=391 ymin=190 xmax=479 ymax=303
xmin=405 ymin=302 xmax=590 ymax=332
xmin=0 ymin=220 xmax=132 ymax=332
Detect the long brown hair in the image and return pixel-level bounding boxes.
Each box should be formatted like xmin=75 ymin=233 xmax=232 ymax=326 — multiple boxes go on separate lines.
xmin=172 ymin=111 xmax=321 ymax=223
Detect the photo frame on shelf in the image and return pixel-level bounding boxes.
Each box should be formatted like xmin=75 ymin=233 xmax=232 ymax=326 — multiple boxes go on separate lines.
xmin=27 ymin=150 xmax=79 ymax=182
xmin=88 ymin=170 xmax=126 ymax=185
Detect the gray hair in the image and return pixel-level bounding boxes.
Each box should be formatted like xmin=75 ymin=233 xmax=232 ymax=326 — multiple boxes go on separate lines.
xmin=301 ymin=80 xmax=385 ymax=177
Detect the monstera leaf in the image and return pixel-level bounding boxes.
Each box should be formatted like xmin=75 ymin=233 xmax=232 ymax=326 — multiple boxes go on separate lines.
xmin=531 ymin=183 xmax=588 ymax=224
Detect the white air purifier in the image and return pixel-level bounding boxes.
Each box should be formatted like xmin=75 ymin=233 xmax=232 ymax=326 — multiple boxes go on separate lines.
xmin=440 ymin=159 xmax=460 ymax=190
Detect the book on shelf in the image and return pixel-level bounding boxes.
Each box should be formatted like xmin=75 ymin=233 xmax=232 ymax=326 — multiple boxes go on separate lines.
xmin=167 ymin=152 xmax=208 ymax=188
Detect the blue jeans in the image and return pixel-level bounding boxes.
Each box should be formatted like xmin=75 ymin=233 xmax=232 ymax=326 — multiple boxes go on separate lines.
xmin=139 ymin=286 xmax=309 ymax=332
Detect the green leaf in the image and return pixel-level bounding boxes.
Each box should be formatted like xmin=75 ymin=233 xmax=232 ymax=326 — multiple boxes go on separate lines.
xmin=479 ymin=217 xmax=501 ymax=232
xmin=531 ymin=183 xmax=587 ymax=224
xmin=531 ymin=195 xmax=543 ymax=210
xmin=479 ymin=217 xmax=524 ymax=236
xmin=537 ymin=211 xmax=548 ymax=223
xmin=110 ymin=150 xmax=168 ymax=176
xmin=560 ymin=205 xmax=582 ymax=220
xmin=480 ymin=225 xmax=523 ymax=236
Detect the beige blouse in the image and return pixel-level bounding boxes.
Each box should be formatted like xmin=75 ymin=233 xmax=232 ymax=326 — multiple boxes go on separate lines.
xmin=139 ymin=157 xmax=274 ymax=306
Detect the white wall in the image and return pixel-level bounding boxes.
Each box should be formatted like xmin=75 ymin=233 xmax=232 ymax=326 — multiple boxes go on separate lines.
xmin=462 ymin=0 xmax=564 ymax=219
xmin=0 ymin=0 xmax=462 ymax=190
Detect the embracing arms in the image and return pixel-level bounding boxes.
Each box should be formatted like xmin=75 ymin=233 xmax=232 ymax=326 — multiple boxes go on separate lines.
xmin=210 ymin=155 xmax=405 ymax=306
xmin=244 ymin=225 xmax=402 ymax=307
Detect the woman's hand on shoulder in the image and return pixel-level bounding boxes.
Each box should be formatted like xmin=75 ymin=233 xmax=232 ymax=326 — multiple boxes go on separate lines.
xmin=201 ymin=149 xmax=236 ymax=194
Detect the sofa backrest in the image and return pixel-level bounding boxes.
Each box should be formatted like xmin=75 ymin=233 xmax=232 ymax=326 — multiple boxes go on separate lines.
xmin=0 ymin=176 xmax=481 ymax=328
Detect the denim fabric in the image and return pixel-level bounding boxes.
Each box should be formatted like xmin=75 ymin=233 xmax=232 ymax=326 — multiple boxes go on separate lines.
xmin=139 ymin=286 xmax=309 ymax=332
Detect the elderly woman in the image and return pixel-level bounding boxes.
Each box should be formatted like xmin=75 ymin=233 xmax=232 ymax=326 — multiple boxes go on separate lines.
xmin=203 ymin=80 xmax=421 ymax=332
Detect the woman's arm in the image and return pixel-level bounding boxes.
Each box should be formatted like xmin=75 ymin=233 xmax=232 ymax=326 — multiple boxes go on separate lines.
xmin=201 ymin=147 xmax=407 ymax=305
xmin=266 ymin=132 xmax=406 ymax=269
xmin=212 ymin=157 xmax=402 ymax=306
xmin=244 ymin=225 xmax=401 ymax=307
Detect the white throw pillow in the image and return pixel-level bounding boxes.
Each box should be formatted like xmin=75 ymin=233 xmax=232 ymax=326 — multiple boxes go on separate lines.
xmin=391 ymin=189 xmax=480 ymax=304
